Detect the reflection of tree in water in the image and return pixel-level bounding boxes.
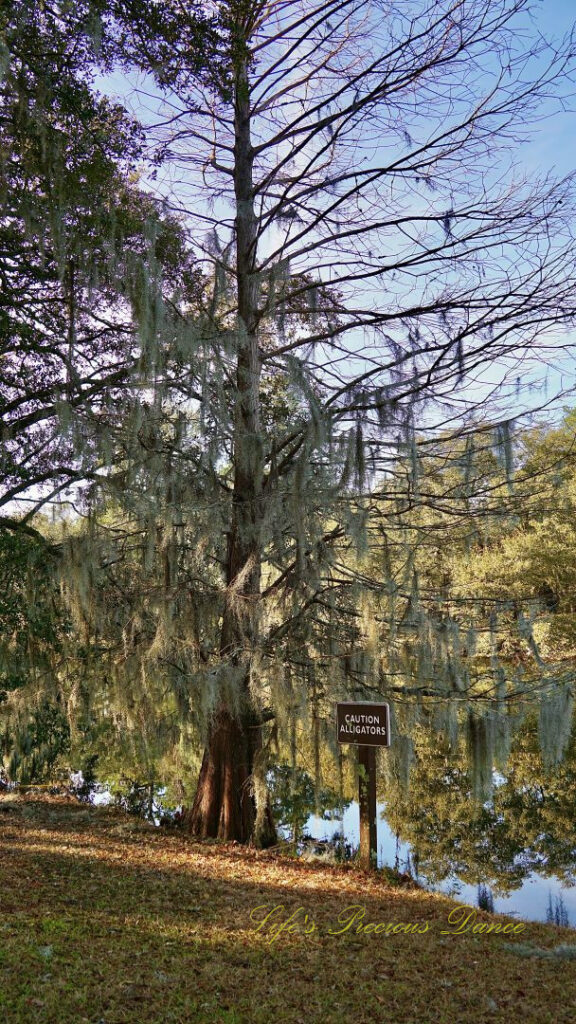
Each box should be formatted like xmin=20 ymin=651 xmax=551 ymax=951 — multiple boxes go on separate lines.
xmin=382 ymin=710 xmax=576 ymax=896
xmin=268 ymin=763 xmax=350 ymax=849
xmin=477 ymin=884 xmax=495 ymax=914
xmin=547 ymin=892 xmax=570 ymax=928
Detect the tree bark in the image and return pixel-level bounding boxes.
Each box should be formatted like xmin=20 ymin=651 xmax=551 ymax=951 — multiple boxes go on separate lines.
xmin=188 ymin=25 xmax=276 ymax=847
xmin=188 ymin=705 xmax=275 ymax=844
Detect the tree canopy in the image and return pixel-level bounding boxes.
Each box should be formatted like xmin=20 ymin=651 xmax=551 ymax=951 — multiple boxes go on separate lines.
xmin=2 ymin=0 xmax=576 ymax=844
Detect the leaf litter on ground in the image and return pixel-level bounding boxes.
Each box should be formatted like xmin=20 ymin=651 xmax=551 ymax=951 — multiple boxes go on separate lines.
xmin=0 ymin=794 xmax=575 ymax=1023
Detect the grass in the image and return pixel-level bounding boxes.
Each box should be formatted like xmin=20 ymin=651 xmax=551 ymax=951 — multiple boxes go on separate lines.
xmin=0 ymin=795 xmax=575 ymax=1023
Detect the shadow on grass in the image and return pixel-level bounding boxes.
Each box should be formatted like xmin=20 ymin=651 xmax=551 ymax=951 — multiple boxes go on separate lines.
xmin=0 ymin=801 xmax=573 ymax=1024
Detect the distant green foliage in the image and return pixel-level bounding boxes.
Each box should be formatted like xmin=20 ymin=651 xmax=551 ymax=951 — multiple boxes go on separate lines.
xmin=0 ymin=528 xmax=63 ymax=701
xmin=2 ymin=698 xmax=70 ymax=784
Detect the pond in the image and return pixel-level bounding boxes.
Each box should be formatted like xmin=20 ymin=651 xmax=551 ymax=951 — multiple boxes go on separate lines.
xmin=303 ymin=800 xmax=576 ymax=927
xmin=268 ymin=704 xmax=576 ymax=928
xmin=75 ymin=705 xmax=576 ymax=930
xmin=87 ymin=771 xmax=576 ymax=928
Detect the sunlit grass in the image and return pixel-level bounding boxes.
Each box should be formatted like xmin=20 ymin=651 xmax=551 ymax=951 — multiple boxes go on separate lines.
xmin=0 ymin=796 xmax=574 ymax=1023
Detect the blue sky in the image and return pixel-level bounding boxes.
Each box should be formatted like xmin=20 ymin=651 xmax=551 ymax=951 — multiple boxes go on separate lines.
xmin=96 ymin=1 xmax=576 ymax=435
xmin=520 ymin=1 xmax=576 ymax=177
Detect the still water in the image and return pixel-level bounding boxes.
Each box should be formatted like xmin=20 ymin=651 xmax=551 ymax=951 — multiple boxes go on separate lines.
xmin=88 ymin=701 xmax=576 ymax=930
xmin=91 ymin=775 xmax=575 ymax=926
xmin=304 ymin=801 xmax=576 ymax=927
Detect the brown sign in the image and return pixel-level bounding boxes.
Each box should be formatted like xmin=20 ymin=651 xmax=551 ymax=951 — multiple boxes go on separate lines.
xmin=336 ymin=702 xmax=390 ymax=747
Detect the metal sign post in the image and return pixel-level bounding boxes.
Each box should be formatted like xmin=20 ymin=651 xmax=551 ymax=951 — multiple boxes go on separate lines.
xmin=336 ymin=702 xmax=390 ymax=871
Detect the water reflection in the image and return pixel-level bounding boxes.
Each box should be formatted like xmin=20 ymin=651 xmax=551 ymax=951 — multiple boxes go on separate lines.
xmin=70 ymin=705 xmax=576 ymax=927
xmin=303 ymin=800 xmax=576 ymax=926
xmin=298 ymin=709 xmax=576 ymax=927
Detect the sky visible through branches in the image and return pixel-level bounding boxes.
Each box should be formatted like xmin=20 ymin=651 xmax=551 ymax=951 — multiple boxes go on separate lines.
xmin=5 ymin=0 xmax=576 ymax=530
xmin=90 ymin=0 xmax=576 ymax=444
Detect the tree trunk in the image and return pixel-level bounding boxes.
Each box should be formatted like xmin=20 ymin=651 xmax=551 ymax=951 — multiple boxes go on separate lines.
xmin=188 ymin=27 xmax=276 ymax=847
xmin=187 ymin=704 xmax=276 ymax=845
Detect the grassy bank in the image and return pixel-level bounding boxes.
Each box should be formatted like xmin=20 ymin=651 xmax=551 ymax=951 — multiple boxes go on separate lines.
xmin=0 ymin=795 xmax=574 ymax=1023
